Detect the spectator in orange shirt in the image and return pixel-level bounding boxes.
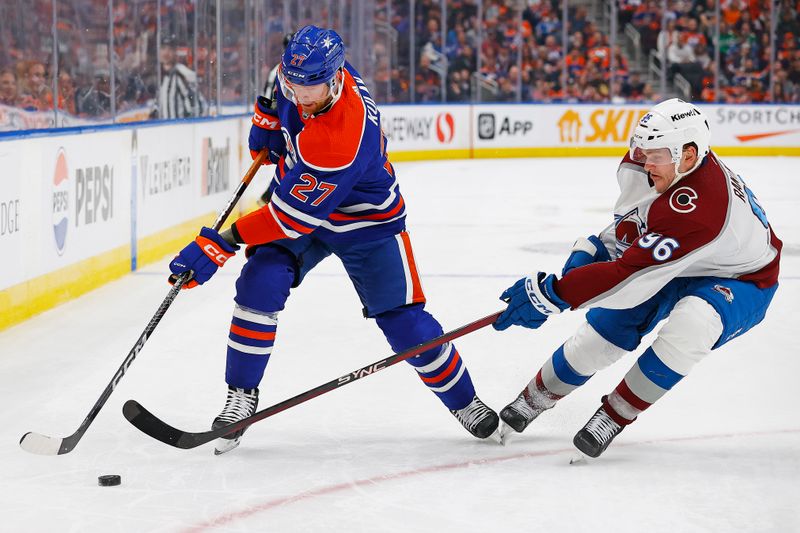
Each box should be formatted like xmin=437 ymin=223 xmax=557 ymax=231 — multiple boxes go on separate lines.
xmin=18 ymin=61 xmax=55 ymax=111
xmin=566 ymin=47 xmax=586 ymax=77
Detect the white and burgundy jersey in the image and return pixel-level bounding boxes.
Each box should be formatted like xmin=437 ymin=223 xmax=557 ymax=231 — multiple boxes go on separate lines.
xmin=554 ymin=151 xmax=782 ymax=310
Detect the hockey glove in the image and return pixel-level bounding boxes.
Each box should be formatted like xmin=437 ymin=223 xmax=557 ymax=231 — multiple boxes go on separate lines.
xmin=561 ymin=235 xmax=611 ymax=277
xmin=493 ymin=272 xmax=569 ymax=331
xmin=169 ymin=227 xmax=239 ymax=289
xmin=249 ymin=96 xmax=284 ymax=165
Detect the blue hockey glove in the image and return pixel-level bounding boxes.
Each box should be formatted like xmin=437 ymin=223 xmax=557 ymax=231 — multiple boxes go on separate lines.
xmin=493 ymin=272 xmax=570 ymax=331
xmin=249 ymin=96 xmax=284 ymax=165
xmin=561 ymin=235 xmax=611 ymax=277
xmin=169 ymin=227 xmax=239 ymax=289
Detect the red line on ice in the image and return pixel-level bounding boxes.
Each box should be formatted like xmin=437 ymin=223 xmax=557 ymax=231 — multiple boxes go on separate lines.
xmin=182 ymin=427 xmax=800 ymax=532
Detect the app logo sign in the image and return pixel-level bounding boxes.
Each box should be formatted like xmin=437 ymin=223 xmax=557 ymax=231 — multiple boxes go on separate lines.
xmin=478 ymin=113 xmax=495 ymax=140
xmin=477 ymin=112 xmax=533 ymax=140
xmin=52 ymin=148 xmax=69 ymax=255
xmin=435 ymin=112 xmax=455 ymax=143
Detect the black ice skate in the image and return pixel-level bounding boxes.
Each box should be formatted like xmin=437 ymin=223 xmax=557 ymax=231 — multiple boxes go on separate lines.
xmin=499 ymin=388 xmax=552 ymax=436
xmin=573 ymin=402 xmax=624 ymax=458
xmin=450 ymin=396 xmax=499 ymax=439
xmin=212 ymin=385 xmax=259 ymax=455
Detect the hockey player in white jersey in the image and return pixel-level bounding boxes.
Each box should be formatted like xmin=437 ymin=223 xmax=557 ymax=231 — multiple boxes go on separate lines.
xmin=494 ymin=98 xmax=782 ymax=458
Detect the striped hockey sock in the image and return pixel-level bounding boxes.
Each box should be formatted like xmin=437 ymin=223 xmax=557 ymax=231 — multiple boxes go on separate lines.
xmin=225 ymin=304 xmax=278 ymax=389
xmin=605 ymin=347 xmax=685 ymax=425
xmin=407 ymin=342 xmax=475 ymax=410
xmin=535 ymin=344 xmax=594 ymax=403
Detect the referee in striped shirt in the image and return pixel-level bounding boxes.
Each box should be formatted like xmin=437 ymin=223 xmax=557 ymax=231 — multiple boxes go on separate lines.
xmin=156 ymin=36 xmax=207 ymax=119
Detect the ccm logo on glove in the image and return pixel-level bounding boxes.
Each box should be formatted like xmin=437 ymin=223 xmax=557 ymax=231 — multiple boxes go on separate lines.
xmin=169 ymin=226 xmax=239 ymax=288
xmin=201 ymin=241 xmax=231 ymax=266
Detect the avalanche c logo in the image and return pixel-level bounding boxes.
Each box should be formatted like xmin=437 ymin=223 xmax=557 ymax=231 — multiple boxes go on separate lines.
xmin=435 ymin=112 xmax=454 ymax=143
xmin=52 ymin=148 xmax=69 ymax=255
xmin=669 ymin=186 xmax=698 ymax=213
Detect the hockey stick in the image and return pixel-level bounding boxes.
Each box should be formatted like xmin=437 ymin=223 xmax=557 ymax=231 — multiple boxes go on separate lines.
xmin=122 ymin=310 xmax=503 ymax=450
xmin=19 ymin=150 xmax=269 ymax=455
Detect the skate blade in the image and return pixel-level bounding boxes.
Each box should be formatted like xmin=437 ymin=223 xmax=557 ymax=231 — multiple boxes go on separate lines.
xmin=569 ymin=450 xmax=587 ymax=465
xmin=487 ymin=428 xmax=503 ymax=445
xmin=214 ymin=436 xmax=242 ymax=456
xmin=499 ymin=422 xmax=517 ymax=445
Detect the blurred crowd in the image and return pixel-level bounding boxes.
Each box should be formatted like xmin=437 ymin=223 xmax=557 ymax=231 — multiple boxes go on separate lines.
xmin=0 ymin=0 xmax=244 ymax=127
xmin=398 ymin=0 xmax=799 ymax=104
xmin=1 ymin=0 xmax=799 ymax=132
xmin=627 ymin=0 xmax=800 ymax=102
xmin=387 ymin=0 xmax=656 ymax=103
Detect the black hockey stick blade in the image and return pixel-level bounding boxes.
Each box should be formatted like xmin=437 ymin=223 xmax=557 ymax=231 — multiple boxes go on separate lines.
xmin=123 ymin=310 xmax=504 ymax=450
xmin=20 ymin=151 xmax=268 ymax=456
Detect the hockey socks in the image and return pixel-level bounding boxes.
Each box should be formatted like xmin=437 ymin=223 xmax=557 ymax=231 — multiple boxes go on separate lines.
xmin=407 ymin=342 xmax=476 ymax=411
xmin=225 ymin=304 xmax=278 ymax=389
xmin=605 ymin=346 xmax=686 ymax=425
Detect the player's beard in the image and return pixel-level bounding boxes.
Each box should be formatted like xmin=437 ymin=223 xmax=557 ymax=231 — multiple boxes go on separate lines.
xmin=300 ymin=94 xmax=333 ymax=116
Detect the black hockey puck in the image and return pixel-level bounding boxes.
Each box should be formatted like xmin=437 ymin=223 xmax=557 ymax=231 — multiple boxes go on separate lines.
xmin=98 ymin=474 xmax=121 ymax=487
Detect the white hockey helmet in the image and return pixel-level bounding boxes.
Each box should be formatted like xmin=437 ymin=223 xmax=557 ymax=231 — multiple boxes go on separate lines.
xmin=629 ymin=98 xmax=710 ymax=177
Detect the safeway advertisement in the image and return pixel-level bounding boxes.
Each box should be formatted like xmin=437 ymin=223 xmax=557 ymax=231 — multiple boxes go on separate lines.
xmin=378 ymin=105 xmax=469 ymax=152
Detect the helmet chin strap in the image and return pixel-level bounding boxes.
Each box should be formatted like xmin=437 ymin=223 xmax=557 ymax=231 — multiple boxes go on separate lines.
xmin=324 ymin=68 xmax=345 ymax=108
xmin=672 ymin=153 xmax=704 ymax=185
xmin=304 ymin=68 xmax=344 ymax=117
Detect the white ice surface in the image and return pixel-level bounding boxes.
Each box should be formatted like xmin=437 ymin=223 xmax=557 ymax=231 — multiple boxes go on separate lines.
xmin=1 ymin=157 xmax=799 ymax=533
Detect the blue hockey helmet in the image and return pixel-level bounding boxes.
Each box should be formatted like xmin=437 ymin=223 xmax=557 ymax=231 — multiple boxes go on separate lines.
xmin=280 ymin=25 xmax=345 ymax=87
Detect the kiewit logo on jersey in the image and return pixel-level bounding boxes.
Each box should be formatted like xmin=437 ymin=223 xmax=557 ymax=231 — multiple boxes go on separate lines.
xmin=52 ymin=148 xmax=69 ymax=255
xmin=615 ymin=208 xmax=646 ymax=255
xmin=669 ymin=186 xmax=698 ymax=213
xmin=436 ymin=112 xmax=454 ymax=143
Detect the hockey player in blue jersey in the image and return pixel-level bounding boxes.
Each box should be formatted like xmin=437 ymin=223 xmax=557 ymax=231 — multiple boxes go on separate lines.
xmin=168 ymin=25 xmax=499 ymax=454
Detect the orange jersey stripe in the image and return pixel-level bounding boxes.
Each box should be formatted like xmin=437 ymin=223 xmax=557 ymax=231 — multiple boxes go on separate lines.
xmin=399 ymin=231 xmax=426 ymax=304
xmin=420 ymin=351 xmax=460 ymax=383
xmin=230 ymin=324 xmax=276 ymax=341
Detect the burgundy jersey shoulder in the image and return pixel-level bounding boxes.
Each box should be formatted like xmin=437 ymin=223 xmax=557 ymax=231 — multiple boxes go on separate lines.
xmin=646 ymin=152 xmax=729 ymax=238
xmin=295 ymin=68 xmax=366 ymax=172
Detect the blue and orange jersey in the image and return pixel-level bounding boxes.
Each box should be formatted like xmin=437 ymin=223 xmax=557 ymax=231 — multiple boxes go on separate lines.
xmin=234 ymin=62 xmax=405 ymax=246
